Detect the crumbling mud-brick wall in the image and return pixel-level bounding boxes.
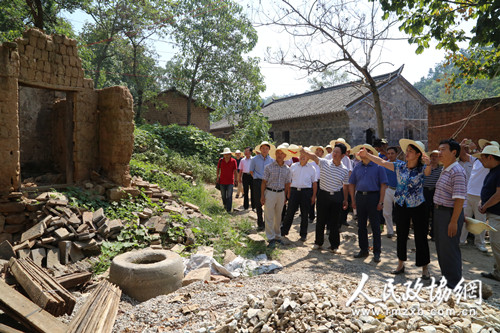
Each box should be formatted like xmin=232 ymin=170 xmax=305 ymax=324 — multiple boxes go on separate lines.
xmin=98 ymin=87 xmax=134 ymax=187
xmin=0 ymin=28 xmax=135 ymax=194
xmin=0 ymin=43 xmax=21 ymax=194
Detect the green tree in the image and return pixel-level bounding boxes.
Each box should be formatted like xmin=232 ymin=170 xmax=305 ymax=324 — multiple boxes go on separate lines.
xmin=0 ymin=0 xmax=80 ymax=41
xmin=165 ymin=0 xmax=265 ymax=125
xmin=229 ymin=112 xmax=272 ymax=151
xmin=414 ymin=59 xmax=500 ymax=104
xmin=377 ymin=0 xmax=500 ymax=87
xmin=307 ymin=69 xmax=349 ymax=90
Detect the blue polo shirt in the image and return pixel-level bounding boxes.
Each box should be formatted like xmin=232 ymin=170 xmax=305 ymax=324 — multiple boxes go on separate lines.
xmin=349 ymin=161 xmax=388 ymax=192
xmin=250 ymin=154 xmax=274 ymax=180
xmin=481 ymin=164 xmax=500 ymax=216
xmin=385 ymin=168 xmax=397 ymax=188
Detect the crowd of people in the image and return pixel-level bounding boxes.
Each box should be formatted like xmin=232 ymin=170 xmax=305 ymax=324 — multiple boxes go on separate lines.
xmin=216 ymin=137 xmax=500 ymax=288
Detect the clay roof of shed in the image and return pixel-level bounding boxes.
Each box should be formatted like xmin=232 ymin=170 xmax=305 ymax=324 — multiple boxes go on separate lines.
xmin=211 ymin=66 xmax=405 ymax=130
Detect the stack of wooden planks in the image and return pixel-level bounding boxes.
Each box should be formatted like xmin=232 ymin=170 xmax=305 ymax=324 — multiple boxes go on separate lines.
xmin=68 ymin=280 xmax=122 ymax=333
xmin=9 ymin=257 xmax=76 ymax=316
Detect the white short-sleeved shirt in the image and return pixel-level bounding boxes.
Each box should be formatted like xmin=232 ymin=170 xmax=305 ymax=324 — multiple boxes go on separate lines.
xmin=468 ymin=158 xmax=489 ymax=196
xmin=239 ymin=157 xmax=253 ymax=173
xmin=290 ymin=163 xmax=317 ymax=188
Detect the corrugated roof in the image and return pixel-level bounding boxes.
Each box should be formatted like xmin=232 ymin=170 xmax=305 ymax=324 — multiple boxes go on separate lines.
xmin=211 ymin=66 xmax=404 ymax=130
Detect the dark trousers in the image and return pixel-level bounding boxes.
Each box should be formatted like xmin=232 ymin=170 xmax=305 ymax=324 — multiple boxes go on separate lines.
xmin=242 ymin=173 xmax=254 ymax=210
xmin=394 ymin=203 xmax=430 ymax=266
xmin=252 ymin=179 xmax=264 ymax=228
xmin=356 ymin=191 xmax=381 ymax=254
xmin=423 ymin=187 xmax=435 ymax=237
xmin=309 ymin=180 xmax=319 ymax=221
xmin=434 ymin=206 xmax=464 ymax=289
xmin=316 ymin=190 xmax=342 ymax=248
xmin=281 ymin=188 xmax=312 ymax=238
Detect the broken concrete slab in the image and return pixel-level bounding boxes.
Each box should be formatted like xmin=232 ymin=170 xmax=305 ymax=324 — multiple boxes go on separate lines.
xmin=247 ymin=234 xmax=266 ymax=244
xmin=46 ymin=248 xmax=61 ymax=269
xmin=0 ymin=240 xmax=15 ymax=260
xmin=30 ymin=248 xmax=46 ymax=267
xmin=82 ymin=211 xmax=93 ymax=225
xmin=107 ymin=219 xmax=123 ymax=233
xmin=69 ymin=243 xmax=85 ymax=262
xmin=59 ymin=240 xmax=71 ymax=265
xmin=18 ymin=248 xmax=30 ymax=259
xmin=182 ymin=267 xmax=211 ymax=286
xmin=92 ymin=208 xmax=105 ymax=225
xmin=223 ymin=249 xmax=237 ymax=266
xmin=164 ymin=206 xmax=184 ymax=215
xmin=53 ymin=227 xmax=70 ymax=240
xmin=185 ymin=202 xmax=200 ymax=212
xmin=196 ymin=246 xmax=214 ymax=258
xmin=21 ymin=221 xmax=46 ymax=242
xmin=170 ymin=244 xmax=185 ymax=254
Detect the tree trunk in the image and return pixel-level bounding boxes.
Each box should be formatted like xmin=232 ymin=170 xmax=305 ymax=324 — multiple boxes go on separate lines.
xmin=187 ymin=55 xmax=203 ymax=126
xmin=362 ymin=70 xmax=385 ymax=139
xmin=93 ymin=42 xmax=111 ymax=89
xmin=26 ymin=0 xmax=44 ymax=30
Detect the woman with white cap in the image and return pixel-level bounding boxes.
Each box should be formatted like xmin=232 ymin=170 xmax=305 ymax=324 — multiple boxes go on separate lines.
xmin=358 ymin=139 xmax=431 ymax=279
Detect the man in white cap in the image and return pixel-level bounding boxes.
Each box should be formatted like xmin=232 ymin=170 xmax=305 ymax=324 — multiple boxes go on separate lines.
xmin=250 ymin=141 xmax=275 ymax=231
xmin=476 ymin=144 xmax=500 ymax=281
xmin=281 ymin=149 xmax=317 ymax=242
xmin=216 ymin=148 xmax=238 ymax=213
xmin=459 ymin=139 xmax=496 ymax=252
xmin=261 ymin=144 xmax=292 ymax=247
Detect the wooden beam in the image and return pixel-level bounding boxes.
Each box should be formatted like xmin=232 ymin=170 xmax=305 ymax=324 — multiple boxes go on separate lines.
xmin=55 ymin=271 xmax=92 ymax=289
xmin=0 ymin=280 xmax=67 ymax=333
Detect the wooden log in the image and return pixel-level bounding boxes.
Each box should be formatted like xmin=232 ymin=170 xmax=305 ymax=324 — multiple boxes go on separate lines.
xmin=0 ymin=279 xmax=67 ymax=333
xmin=55 ymin=271 xmax=92 ymax=289
xmin=8 ymin=257 xmax=75 ymax=316
xmin=68 ymin=280 xmax=121 ymax=333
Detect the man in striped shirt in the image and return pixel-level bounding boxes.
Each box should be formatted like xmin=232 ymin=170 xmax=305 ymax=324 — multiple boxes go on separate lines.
xmin=430 ymin=139 xmax=466 ymax=289
xmin=301 ymin=143 xmax=350 ymax=253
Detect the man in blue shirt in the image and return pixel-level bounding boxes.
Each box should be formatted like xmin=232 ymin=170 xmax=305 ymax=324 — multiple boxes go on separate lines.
xmin=250 ymin=141 xmax=275 ymax=231
xmin=349 ymin=145 xmax=388 ymax=262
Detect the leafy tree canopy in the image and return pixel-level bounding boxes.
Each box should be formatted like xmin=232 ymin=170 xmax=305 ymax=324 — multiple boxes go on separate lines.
xmin=164 ymin=0 xmax=265 ymax=125
xmin=414 ymin=57 xmax=500 ymax=104
xmin=377 ymin=0 xmax=500 ymax=86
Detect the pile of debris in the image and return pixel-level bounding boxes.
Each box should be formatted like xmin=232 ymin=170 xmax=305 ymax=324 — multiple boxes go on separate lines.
xmin=215 ymin=281 xmax=499 ymax=333
xmin=0 ymin=176 xmax=211 ymax=271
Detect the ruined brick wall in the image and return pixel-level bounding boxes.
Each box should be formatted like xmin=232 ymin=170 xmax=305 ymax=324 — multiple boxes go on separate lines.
xmin=98 ymin=86 xmax=134 ymax=186
xmin=0 ymin=43 xmax=21 ymax=195
xmin=15 ymin=29 xmax=84 ymax=89
xmin=74 ymin=80 xmax=99 ymax=182
xmin=428 ymin=97 xmax=500 ymax=150
xmin=269 ymin=112 xmax=350 ymax=146
xmin=143 ymin=91 xmax=211 ymax=131
xmin=348 ymin=77 xmax=430 ymax=147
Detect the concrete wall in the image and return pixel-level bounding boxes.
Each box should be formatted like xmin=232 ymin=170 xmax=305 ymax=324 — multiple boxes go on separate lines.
xmin=428 ymin=97 xmax=500 ymax=150
xmin=143 ymin=90 xmax=211 ymax=131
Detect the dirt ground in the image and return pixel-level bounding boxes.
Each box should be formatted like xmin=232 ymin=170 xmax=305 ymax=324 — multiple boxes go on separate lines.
xmin=223 ymin=185 xmax=500 ymax=303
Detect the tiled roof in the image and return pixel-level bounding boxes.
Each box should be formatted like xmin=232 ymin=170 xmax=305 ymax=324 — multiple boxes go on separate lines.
xmin=211 ymin=66 xmax=404 ymax=130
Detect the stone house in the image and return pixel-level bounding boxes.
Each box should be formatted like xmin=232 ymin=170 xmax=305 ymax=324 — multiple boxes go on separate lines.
xmin=0 ymin=29 xmax=135 ymax=195
xmin=427 ymin=96 xmax=500 ymax=150
xmin=211 ymin=66 xmax=431 ymax=147
xmin=142 ymin=88 xmax=213 ymax=132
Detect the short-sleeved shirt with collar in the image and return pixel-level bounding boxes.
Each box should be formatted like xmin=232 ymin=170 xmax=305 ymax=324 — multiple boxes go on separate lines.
xmin=433 ymin=161 xmax=467 ymax=208
xmin=349 ymin=161 xmax=388 ymax=192
xmin=392 ymin=160 xmax=426 ymax=208
xmin=481 ymin=164 xmax=500 ymax=216
xmin=317 ymin=158 xmax=349 ymax=192
xmin=263 ymin=161 xmax=291 ymax=190
xmin=290 ymin=162 xmax=317 ymax=189
xmin=250 ymin=154 xmax=274 ymax=180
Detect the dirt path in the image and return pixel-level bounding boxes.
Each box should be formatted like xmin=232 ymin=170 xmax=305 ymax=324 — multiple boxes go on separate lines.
xmin=225 ymin=186 xmax=500 ymax=301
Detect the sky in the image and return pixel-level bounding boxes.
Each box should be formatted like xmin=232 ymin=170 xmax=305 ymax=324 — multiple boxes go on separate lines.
xmin=62 ymin=0 xmax=464 ymax=98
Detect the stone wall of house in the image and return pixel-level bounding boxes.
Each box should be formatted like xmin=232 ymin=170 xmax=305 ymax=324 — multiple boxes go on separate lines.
xmin=143 ymin=91 xmax=210 ymax=131
xmin=15 ymin=29 xmax=84 ymax=89
xmin=348 ymin=77 xmax=429 ymax=146
xmin=428 ymin=97 xmax=500 ymax=149
xmin=98 ymin=86 xmax=134 ymax=187
xmin=0 ymin=43 xmax=21 ymax=195
xmin=269 ymin=112 xmax=350 ymax=146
